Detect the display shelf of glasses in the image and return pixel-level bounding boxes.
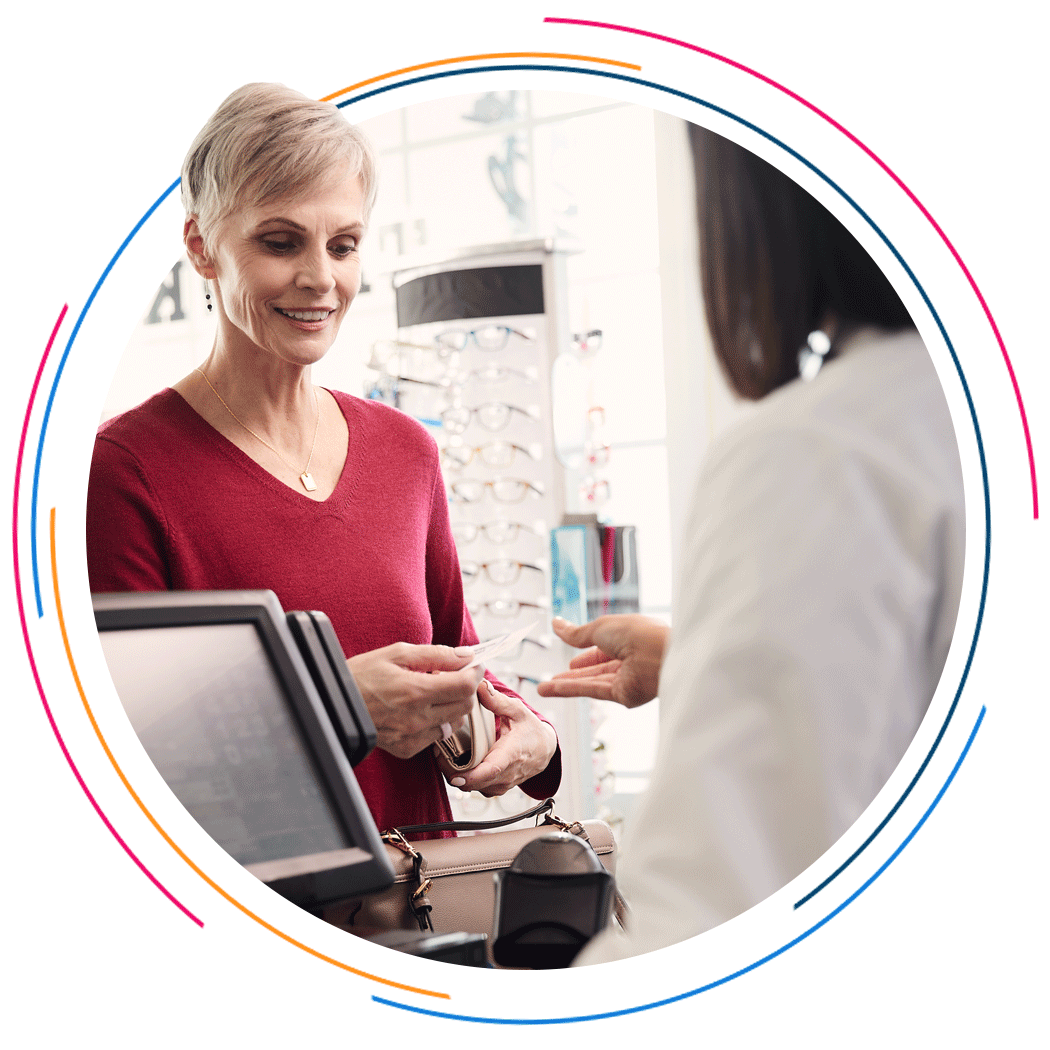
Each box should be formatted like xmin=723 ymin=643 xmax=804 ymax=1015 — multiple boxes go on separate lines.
xmin=382 ymin=241 xmax=596 ymax=826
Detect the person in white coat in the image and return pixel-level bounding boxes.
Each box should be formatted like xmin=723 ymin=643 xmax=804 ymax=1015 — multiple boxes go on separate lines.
xmin=538 ymin=125 xmax=965 ymax=962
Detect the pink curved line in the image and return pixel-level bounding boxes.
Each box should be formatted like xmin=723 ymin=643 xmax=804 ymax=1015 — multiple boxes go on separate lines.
xmin=545 ymin=16 xmax=1039 ymax=520
xmin=12 ymin=306 xmax=204 ymax=928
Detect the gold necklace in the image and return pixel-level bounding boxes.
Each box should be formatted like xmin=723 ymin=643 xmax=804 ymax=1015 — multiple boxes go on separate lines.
xmin=195 ymin=367 xmax=322 ymax=491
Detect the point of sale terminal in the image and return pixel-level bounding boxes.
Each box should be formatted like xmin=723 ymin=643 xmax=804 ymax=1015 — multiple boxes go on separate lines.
xmin=94 ymin=589 xmax=618 ymax=969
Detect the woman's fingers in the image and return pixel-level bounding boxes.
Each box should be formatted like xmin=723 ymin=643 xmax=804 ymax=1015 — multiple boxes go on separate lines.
xmin=347 ymin=646 xmax=483 ymax=759
xmin=424 ymin=663 xmax=486 ymax=703
xmin=544 ymin=615 xmax=669 ymax=708
xmin=476 ymin=677 xmax=522 ymax=717
xmin=536 ymin=675 xmax=616 ymax=701
xmin=557 ymin=658 xmax=622 ymax=679
xmin=535 ymin=660 xmax=622 ymax=697
xmin=454 ymin=727 xmax=531 ymax=796
xmin=385 ymin=642 xmax=475 ymax=672
xmin=551 ymin=616 xmax=596 ymax=648
xmin=456 ymin=755 xmax=508 ymax=795
xmin=452 ymin=685 xmax=557 ymax=795
xmin=566 ymin=646 xmax=613 ymax=671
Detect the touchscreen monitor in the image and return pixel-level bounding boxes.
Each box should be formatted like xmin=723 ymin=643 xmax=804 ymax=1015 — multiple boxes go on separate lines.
xmin=93 ymin=590 xmax=394 ymax=909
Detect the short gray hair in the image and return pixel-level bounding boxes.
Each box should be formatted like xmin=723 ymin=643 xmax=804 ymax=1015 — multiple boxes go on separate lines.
xmin=181 ymin=83 xmax=377 ymax=249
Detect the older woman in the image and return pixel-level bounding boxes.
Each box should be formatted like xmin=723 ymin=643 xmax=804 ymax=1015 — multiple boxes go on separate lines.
xmin=87 ymin=83 xmax=559 ymax=835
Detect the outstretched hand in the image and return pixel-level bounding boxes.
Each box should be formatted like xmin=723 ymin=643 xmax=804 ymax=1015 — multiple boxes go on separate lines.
xmin=347 ymin=643 xmax=484 ymax=760
xmin=450 ymin=679 xmax=558 ymax=797
xmin=536 ymin=615 xmax=670 ymax=708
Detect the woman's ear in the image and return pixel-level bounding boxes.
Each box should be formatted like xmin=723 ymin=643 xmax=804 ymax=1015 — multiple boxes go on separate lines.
xmin=183 ymin=217 xmax=217 ymax=279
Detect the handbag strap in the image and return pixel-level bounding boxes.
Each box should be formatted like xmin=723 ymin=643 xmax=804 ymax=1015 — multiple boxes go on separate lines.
xmin=386 ymin=797 xmax=555 ymax=837
xmin=381 ymin=799 xmax=555 ymax=933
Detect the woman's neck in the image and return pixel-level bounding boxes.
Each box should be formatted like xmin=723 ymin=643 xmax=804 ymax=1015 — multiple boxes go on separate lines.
xmin=197 ymin=340 xmax=316 ymax=434
xmin=170 ymin=329 xmax=349 ymax=501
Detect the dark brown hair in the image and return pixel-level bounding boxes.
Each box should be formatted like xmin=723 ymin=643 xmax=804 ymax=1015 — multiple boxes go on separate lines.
xmin=689 ymin=124 xmax=913 ymax=400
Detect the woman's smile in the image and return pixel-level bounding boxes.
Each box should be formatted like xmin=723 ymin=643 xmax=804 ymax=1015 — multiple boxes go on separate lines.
xmin=272 ymin=306 xmax=339 ymax=332
xmin=275 ymin=308 xmax=335 ymax=323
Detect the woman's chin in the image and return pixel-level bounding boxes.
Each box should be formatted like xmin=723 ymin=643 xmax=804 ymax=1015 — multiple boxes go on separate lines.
xmin=242 ymin=326 xmax=342 ymax=370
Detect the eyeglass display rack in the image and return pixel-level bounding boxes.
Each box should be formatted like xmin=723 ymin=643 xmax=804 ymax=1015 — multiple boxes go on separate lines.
xmin=384 ymin=239 xmax=597 ymax=826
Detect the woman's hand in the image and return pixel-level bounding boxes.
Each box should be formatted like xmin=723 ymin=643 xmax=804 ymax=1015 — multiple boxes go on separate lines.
xmin=536 ymin=615 xmax=670 ymax=708
xmin=450 ymin=680 xmax=558 ymax=797
xmin=347 ymin=643 xmax=484 ymax=760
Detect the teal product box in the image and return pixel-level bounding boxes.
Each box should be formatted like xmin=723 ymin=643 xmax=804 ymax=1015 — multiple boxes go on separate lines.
xmin=551 ymin=522 xmax=640 ymax=623
xmin=550 ymin=525 xmax=589 ymax=624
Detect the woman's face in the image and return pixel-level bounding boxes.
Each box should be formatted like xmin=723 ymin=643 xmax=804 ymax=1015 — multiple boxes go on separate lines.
xmin=196 ymin=167 xmax=366 ymax=369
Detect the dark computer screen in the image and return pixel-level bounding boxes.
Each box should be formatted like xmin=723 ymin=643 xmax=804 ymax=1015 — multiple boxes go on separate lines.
xmin=93 ymin=590 xmax=394 ymax=909
xmin=101 ymin=621 xmax=349 ymax=866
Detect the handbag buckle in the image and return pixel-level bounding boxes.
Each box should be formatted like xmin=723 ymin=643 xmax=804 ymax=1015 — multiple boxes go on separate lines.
xmin=543 ymin=813 xmax=588 ymax=840
xmin=382 ymin=826 xmax=418 ymax=857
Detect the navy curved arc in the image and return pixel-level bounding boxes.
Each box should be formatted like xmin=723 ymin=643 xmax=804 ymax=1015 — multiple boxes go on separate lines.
xmin=29 ymin=177 xmax=183 ymax=618
xmin=336 ymin=63 xmax=991 ymax=906
xmin=372 ymin=707 xmax=985 ymax=1025
xmin=28 ymin=63 xmax=991 ymax=1024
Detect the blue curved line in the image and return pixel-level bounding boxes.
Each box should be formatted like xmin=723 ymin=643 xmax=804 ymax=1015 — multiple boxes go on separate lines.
xmin=337 ymin=62 xmax=991 ymax=906
xmin=30 ymin=177 xmax=182 ymax=617
xmin=372 ymin=706 xmax=985 ymax=1024
xmin=36 ymin=65 xmax=991 ymax=1010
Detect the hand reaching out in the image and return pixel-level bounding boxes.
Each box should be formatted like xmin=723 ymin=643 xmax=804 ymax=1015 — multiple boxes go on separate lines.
xmin=536 ymin=615 xmax=670 ymax=708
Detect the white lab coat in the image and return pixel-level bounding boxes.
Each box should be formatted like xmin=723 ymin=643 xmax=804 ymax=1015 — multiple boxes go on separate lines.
xmin=576 ymin=328 xmax=965 ymax=963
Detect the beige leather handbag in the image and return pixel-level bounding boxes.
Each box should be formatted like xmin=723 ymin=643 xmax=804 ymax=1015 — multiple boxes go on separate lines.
xmin=321 ymin=800 xmax=618 ymax=943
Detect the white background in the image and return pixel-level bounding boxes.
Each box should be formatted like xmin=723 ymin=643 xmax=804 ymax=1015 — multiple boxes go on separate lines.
xmin=3 ymin=2 xmax=1046 ymax=1045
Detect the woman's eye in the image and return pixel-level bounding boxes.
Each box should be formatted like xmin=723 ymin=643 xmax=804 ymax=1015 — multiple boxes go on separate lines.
xmin=262 ymin=239 xmax=296 ymax=253
xmin=330 ymin=241 xmax=358 ymax=258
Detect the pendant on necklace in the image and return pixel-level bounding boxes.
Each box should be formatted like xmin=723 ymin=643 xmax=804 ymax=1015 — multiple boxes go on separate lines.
xmin=300 ymin=471 xmax=317 ymax=492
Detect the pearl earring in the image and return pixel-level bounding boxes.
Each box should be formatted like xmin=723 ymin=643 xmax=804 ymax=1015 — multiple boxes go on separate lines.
xmin=798 ymin=330 xmax=832 ymax=382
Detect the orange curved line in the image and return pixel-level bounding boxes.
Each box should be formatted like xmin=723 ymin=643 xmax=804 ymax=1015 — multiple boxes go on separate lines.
xmin=321 ymin=51 xmax=641 ymax=100
xmin=50 ymin=508 xmax=449 ymax=1000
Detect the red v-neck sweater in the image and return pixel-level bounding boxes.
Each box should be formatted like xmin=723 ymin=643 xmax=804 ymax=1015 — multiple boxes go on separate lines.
xmin=86 ymin=388 xmax=560 ymax=834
